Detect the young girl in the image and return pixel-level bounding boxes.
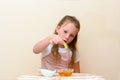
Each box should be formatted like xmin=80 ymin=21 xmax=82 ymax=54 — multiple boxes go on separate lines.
xmin=33 ymin=15 xmax=80 ymax=73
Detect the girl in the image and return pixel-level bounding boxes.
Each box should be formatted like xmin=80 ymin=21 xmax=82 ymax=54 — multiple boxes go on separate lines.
xmin=33 ymin=15 xmax=80 ymax=73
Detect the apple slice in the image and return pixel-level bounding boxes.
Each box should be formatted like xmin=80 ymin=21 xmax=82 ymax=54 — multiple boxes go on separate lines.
xmin=64 ymin=42 xmax=69 ymax=49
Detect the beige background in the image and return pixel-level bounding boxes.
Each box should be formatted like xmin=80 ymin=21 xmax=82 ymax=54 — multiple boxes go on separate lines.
xmin=0 ymin=0 xmax=120 ymax=80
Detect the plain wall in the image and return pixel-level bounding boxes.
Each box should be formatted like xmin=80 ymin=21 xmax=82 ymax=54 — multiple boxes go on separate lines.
xmin=0 ymin=0 xmax=120 ymax=80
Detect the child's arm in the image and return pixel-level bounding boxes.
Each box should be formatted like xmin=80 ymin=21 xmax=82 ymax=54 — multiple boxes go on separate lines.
xmin=73 ymin=62 xmax=80 ymax=73
xmin=33 ymin=34 xmax=64 ymax=54
xmin=33 ymin=35 xmax=51 ymax=54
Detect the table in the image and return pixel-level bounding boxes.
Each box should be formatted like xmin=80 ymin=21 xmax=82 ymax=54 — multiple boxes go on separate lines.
xmin=17 ymin=73 xmax=105 ymax=80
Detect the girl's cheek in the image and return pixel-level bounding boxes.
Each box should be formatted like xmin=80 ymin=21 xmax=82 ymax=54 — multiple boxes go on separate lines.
xmin=68 ymin=38 xmax=74 ymax=43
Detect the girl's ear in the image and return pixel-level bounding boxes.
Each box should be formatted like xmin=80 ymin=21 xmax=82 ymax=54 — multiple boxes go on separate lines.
xmin=55 ymin=26 xmax=61 ymax=33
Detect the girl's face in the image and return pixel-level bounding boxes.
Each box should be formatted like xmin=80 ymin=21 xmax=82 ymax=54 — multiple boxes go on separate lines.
xmin=56 ymin=22 xmax=79 ymax=44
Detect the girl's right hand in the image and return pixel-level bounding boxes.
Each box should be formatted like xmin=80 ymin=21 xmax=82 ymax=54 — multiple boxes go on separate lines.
xmin=49 ymin=34 xmax=65 ymax=45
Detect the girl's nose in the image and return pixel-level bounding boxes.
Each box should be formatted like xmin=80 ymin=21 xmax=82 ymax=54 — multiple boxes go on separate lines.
xmin=65 ymin=34 xmax=69 ymax=40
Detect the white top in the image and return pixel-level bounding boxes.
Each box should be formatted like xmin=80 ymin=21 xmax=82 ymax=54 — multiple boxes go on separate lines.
xmin=18 ymin=73 xmax=105 ymax=80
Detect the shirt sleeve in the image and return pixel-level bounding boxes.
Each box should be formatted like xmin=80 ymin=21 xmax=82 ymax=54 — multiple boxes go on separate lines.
xmin=41 ymin=44 xmax=52 ymax=57
xmin=74 ymin=49 xmax=80 ymax=63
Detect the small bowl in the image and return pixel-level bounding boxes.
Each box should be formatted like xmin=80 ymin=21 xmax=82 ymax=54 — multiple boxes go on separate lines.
xmin=58 ymin=69 xmax=73 ymax=77
xmin=39 ymin=69 xmax=56 ymax=77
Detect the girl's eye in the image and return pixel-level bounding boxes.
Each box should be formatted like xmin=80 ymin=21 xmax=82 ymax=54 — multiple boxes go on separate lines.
xmin=64 ymin=30 xmax=67 ymax=33
xmin=70 ymin=34 xmax=74 ymax=38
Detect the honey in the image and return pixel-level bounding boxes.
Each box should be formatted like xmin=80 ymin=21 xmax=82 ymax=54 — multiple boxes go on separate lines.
xmin=58 ymin=69 xmax=73 ymax=76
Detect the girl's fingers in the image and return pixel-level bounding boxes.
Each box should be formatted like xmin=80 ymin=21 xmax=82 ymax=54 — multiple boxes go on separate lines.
xmin=49 ymin=38 xmax=58 ymax=44
xmin=50 ymin=35 xmax=65 ymax=45
xmin=49 ymin=40 xmax=54 ymax=44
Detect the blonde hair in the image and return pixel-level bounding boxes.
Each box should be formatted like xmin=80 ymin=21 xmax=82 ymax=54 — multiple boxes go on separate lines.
xmin=51 ymin=15 xmax=80 ymax=68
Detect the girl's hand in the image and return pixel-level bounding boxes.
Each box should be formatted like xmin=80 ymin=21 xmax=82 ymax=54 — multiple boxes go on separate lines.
xmin=49 ymin=34 xmax=64 ymax=45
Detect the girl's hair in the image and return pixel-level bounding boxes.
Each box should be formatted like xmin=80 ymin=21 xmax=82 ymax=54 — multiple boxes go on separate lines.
xmin=51 ymin=15 xmax=80 ymax=68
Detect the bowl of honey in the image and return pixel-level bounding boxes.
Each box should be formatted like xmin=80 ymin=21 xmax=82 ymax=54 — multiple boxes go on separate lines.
xmin=58 ymin=69 xmax=73 ymax=77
